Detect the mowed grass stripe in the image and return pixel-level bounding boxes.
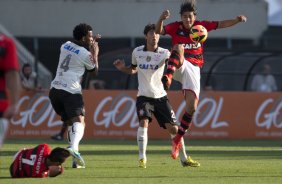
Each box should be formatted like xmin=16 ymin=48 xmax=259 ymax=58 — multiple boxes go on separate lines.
xmin=0 ymin=139 xmax=282 ymax=184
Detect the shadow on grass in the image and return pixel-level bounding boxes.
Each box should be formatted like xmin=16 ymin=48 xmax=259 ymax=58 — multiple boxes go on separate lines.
xmin=1 ymin=149 xmax=282 ymax=159
xmin=5 ymin=139 xmax=282 ymax=147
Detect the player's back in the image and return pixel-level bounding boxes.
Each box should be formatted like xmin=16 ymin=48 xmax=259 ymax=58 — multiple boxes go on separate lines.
xmin=51 ymin=41 xmax=94 ymax=94
xmin=10 ymin=144 xmax=51 ymax=178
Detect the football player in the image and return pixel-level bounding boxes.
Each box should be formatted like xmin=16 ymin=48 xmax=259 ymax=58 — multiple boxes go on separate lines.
xmin=114 ymin=23 xmax=199 ymax=168
xmin=10 ymin=144 xmax=70 ymax=178
xmin=0 ymin=33 xmax=21 ymax=149
xmin=156 ymin=0 xmax=247 ymax=159
xmin=49 ymin=23 xmax=100 ymax=168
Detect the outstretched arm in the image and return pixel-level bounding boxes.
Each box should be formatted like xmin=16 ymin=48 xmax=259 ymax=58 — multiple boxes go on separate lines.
xmin=113 ymin=59 xmax=137 ymax=75
xmin=156 ymin=10 xmax=170 ymax=35
xmin=218 ymin=15 xmax=247 ymax=29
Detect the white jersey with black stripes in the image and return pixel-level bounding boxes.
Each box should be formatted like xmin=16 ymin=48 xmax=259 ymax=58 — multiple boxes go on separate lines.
xmin=132 ymin=45 xmax=170 ymax=98
xmin=51 ymin=41 xmax=95 ymax=94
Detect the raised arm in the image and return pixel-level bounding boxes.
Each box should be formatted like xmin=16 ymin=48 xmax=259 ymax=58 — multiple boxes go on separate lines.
xmin=218 ymin=15 xmax=247 ymax=29
xmin=113 ymin=59 xmax=137 ymax=75
xmin=89 ymin=34 xmax=101 ymax=76
xmin=156 ymin=10 xmax=170 ymax=35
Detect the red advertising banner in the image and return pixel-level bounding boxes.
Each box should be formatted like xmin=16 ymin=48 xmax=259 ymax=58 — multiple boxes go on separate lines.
xmin=6 ymin=90 xmax=282 ymax=140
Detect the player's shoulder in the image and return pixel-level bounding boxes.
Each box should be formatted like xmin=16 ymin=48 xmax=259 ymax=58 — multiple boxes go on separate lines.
xmin=37 ymin=143 xmax=51 ymax=149
xmin=157 ymin=47 xmax=169 ymax=53
xmin=166 ymin=21 xmax=181 ymax=27
xmin=133 ymin=45 xmax=145 ymax=54
xmin=0 ymin=34 xmax=15 ymax=46
xmin=157 ymin=47 xmax=170 ymax=56
xmin=62 ymin=41 xmax=89 ymax=56
xmin=194 ymin=20 xmax=217 ymax=25
xmin=0 ymin=34 xmax=9 ymax=42
xmin=135 ymin=45 xmax=145 ymax=51
xmin=37 ymin=143 xmax=52 ymax=154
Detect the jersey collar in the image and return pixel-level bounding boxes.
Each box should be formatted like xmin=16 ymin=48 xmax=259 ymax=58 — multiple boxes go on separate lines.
xmin=143 ymin=45 xmax=158 ymax=53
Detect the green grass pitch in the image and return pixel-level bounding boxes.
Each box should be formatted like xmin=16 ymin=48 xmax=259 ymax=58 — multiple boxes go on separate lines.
xmin=1 ymin=139 xmax=282 ymax=184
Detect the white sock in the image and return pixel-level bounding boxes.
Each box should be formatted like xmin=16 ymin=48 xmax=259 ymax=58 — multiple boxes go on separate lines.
xmin=171 ymin=134 xmax=187 ymax=162
xmin=137 ymin=127 xmax=148 ymax=161
xmin=68 ymin=122 xmax=85 ymax=151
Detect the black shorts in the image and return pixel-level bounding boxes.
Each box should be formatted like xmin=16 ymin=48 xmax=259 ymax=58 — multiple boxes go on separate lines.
xmin=136 ymin=95 xmax=178 ymax=129
xmin=49 ymin=88 xmax=85 ymax=122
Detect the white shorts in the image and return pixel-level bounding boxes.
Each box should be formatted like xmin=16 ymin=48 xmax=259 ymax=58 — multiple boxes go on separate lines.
xmin=173 ymin=60 xmax=201 ymax=98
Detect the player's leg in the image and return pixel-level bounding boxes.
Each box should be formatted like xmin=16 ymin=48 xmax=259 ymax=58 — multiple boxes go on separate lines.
xmin=153 ymin=96 xmax=186 ymax=161
xmin=49 ymin=88 xmax=85 ymax=167
xmin=137 ymin=119 xmax=149 ymax=168
xmin=67 ymin=116 xmax=85 ymax=151
xmin=136 ymin=96 xmax=154 ymax=168
xmin=49 ymin=87 xmax=66 ymax=140
xmin=67 ymin=116 xmax=85 ymax=168
xmin=171 ymin=61 xmax=201 ymax=159
xmin=162 ymin=44 xmax=184 ymax=90
xmin=51 ymin=122 xmax=67 ymax=141
xmin=169 ymin=124 xmax=200 ymax=167
xmin=63 ymin=93 xmax=86 ymax=168
xmin=166 ymin=120 xmax=200 ymax=167
xmin=172 ymin=91 xmax=198 ymax=159
xmin=165 ymin=123 xmax=187 ymax=162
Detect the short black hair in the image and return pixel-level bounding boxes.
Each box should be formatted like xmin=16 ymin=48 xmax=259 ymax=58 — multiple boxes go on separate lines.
xmin=23 ymin=63 xmax=31 ymax=68
xmin=180 ymin=0 xmax=197 ymax=15
xmin=143 ymin=23 xmax=156 ymax=35
xmin=73 ymin=23 xmax=93 ymax=41
xmin=48 ymin=147 xmax=70 ymax=164
xmin=22 ymin=63 xmax=32 ymax=73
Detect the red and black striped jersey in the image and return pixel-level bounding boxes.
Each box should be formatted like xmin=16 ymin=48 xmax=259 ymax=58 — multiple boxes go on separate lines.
xmin=164 ymin=21 xmax=218 ymax=67
xmin=0 ymin=34 xmax=20 ymax=116
xmin=10 ymin=144 xmax=51 ymax=178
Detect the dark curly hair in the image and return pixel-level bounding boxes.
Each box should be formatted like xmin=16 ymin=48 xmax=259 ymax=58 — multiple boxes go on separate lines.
xmin=180 ymin=0 xmax=197 ymax=15
xmin=73 ymin=23 xmax=93 ymax=41
xmin=48 ymin=147 xmax=70 ymax=164
xmin=143 ymin=23 xmax=156 ymax=35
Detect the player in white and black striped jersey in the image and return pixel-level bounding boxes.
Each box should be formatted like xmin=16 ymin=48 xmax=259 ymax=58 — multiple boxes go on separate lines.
xmin=113 ymin=23 xmax=197 ymax=168
xmin=49 ymin=23 xmax=100 ymax=169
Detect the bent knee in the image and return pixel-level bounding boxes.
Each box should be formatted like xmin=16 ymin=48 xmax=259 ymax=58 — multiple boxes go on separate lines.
xmin=170 ymin=126 xmax=178 ymax=135
xmin=166 ymin=124 xmax=178 ymax=135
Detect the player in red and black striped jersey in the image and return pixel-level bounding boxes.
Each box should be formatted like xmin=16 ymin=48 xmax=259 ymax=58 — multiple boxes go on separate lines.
xmin=156 ymin=0 xmax=247 ymax=160
xmin=0 ymin=34 xmax=21 ymax=148
xmin=10 ymin=144 xmax=70 ymax=178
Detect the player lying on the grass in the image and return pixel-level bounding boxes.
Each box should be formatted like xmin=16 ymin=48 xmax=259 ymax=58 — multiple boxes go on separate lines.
xmin=113 ymin=23 xmax=200 ymax=168
xmin=155 ymin=0 xmax=247 ymax=159
xmin=10 ymin=143 xmax=70 ymax=178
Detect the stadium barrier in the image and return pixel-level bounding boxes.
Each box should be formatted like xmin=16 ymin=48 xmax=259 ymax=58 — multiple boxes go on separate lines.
xmin=6 ymin=90 xmax=282 ymax=140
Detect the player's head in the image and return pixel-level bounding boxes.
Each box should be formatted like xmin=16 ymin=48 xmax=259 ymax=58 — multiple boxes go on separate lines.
xmin=73 ymin=23 xmax=94 ymax=47
xmin=262 ymin=64 xmax=271 ymax=75
xmin=143 ymin=23 xmax=159 ymax=47
xmin=47 ymin=147 xmax=70 ymax=166
xmin=22 ymin=63 xmax=32 ymax=77
xmin=180 ymin=0 xmax=197 ymax=29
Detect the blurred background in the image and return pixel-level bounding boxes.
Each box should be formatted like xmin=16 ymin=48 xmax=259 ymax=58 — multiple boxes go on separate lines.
xmin=0 ymin=0 xmax=281 ymax=91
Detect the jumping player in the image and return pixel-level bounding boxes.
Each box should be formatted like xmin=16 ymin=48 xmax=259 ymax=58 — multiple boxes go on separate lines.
xmin=113 ymin=24 xmax=199 ymax=168
xmin=49 ymin=23 xmax=100 ymax=168
xmin=10 ymin=144 xmax=70 ymax=178
xmin=155 ymin=0 xmax=247 ymax=159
